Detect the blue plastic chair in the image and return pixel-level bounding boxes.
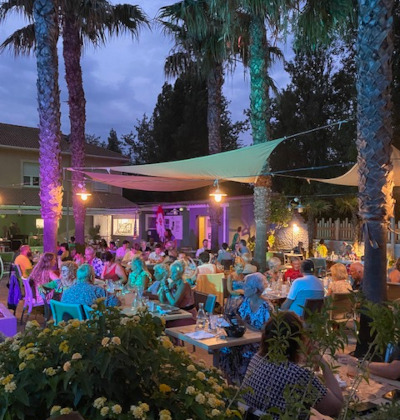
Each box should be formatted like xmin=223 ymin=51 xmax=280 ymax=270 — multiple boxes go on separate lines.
xmin=82 ymin=305 xmax=94 ymax=320
xmin=50 ymin=300 xmax=85 ymax=325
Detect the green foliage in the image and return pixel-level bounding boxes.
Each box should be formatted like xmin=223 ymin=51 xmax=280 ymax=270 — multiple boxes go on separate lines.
xmin=0 ymin=302 xmax=242 ymax=419
xmin=85 ymin=134 xmax=105 ymax=148
xmin=106 ymin=128 xmax=122 ymax=154
xmin=122 ymin=73 xmax=246 ymax=164
xmin=88 ymin=225 xmax=101 ymax=242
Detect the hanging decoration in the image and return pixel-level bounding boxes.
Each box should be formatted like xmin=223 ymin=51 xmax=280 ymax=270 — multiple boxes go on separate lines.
xmin=156 ymin=206 xmax=165 ymax=241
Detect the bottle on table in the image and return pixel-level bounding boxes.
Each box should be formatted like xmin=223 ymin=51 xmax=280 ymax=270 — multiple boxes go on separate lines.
xmin=195 ymin=303 xmax=207 ymax=330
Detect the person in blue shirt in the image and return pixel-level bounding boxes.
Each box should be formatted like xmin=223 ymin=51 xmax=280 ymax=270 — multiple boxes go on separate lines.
xmin=61 ymin=264 xmax=119 ymax=307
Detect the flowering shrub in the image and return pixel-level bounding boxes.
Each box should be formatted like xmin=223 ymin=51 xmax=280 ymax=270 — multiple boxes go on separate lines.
xmin=0 ymin=301 xmax=242 ymax=419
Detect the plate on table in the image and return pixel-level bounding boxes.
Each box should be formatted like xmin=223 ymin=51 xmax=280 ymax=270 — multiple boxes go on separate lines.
xmin=94 ymin=279 xmax=105 ymax=287
xmin=156 ymin=304 xmax=181 ymax=314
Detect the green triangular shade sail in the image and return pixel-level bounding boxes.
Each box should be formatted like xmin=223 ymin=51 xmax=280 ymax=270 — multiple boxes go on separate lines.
xmin=70 ymin=138 xmax=285 ymax=191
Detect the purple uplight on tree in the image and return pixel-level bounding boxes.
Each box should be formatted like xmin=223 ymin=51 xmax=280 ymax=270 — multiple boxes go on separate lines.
xmin=34 ymin=0 xmax=63 ymax=253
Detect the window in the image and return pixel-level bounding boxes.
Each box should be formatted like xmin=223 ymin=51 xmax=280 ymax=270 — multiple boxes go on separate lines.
xmin=93 ymin=181 xmax=109 ymax=192
xmin=23 ymin=162 xmax=40 ymax=187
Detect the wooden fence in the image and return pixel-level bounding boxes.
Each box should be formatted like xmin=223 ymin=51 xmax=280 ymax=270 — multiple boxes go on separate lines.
xmin=316 ymin=217 xmax=400 ymax=243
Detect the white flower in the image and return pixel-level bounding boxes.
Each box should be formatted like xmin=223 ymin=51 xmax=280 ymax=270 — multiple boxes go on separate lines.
xmin=4 ymin=381 xmax=16 ymax=393
xmin=100 ymin=406 xmax=109 ymax=416
xmin=130 ymin=405 xmax=144 ymax=418
xmin=43 ymin=367 xmax=57 ymax=376
xmin=159 ymin=409 xmax=172 ymax=420
xmin=187 ymin=364 xmax=196 ymax=372
xmin=196 ymin=371 xmax=205 ymax=381
xmin=185 ymin=386 xmax=196 ymax=395
xmin=112 ymin=404 xmax=122 ymax=414
xmin=101 ymin=337 xmax=110 ymax=347
xmin=60 ymin=408 xmax=73 ymax=415
xmin=93 ymin=397 xmax=107 ymax=409
xmin=120 ymin=317 xmax=130 ymax=326
xmin=211 ymin=409 xmax=221 ymax=417
xmin=195 ymin=393 xmax=205 ymax=404
xmin=111 ymin=336 xmax=121 ymax=345
xmin=50 ymin=406 xmax=61 ymax=415
xmin=72 ymin=353 xmax=82 ymax=360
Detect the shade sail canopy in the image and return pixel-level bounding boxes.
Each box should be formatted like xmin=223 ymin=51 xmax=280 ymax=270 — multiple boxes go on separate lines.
xmin=306 ymin=146 xmax=400 ymax=186
xmin=71 ymin=138 xmax=285 ymax=190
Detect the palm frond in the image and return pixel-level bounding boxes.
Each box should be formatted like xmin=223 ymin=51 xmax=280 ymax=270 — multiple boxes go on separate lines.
xmin=0 ymin=0 xmax=34 ymax=22
xmin=0 ymin=23 xmax=35 ymax=55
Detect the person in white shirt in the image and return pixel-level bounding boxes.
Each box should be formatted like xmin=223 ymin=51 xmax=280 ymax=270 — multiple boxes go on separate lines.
xmin=148 ymin=243 xmax=166 ymax=264
xmin=197 ymin=252 xmax=216 ymax=275
xmin=116 ymin=240 xmax=130 ymax=260
xmin=196 ymin=239 xmax=209 ymax=258
xmin=280 ymin=259 xmax=324 ymax=317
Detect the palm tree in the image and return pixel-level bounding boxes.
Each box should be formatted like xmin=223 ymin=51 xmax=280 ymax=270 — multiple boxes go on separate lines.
xmin=34 ymin=0 xmax=62 ymax=252
xmin=303 ymin=200 xmax=332 ymax=256
xmin=159 ymin=0 xmax=229 ymax=251
xmin=1 ymin=0 xmax=148 ymax=244
xmin=208 ymin=0 xmax=294 ymax=270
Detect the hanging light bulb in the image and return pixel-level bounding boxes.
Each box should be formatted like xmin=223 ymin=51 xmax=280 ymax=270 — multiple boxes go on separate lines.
xmin=209 ymin=180 xmax=227 ymax=203
xmin=76 ymin=191 xmax=91 ymax=201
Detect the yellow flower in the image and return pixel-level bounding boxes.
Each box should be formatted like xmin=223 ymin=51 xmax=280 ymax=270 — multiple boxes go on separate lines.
xmin=211 ymin=409 xmax=220 ymax=417
xmin=26 ymin=342 xmax=34 ymax=348
xmin=1 ymin=374 xmax=14 ymax=385
xmin=72 ymin=353 xmax=82 ymax=360
xmin=26 ymin=320 xmax=40 ymax=329
xmin=19 ymin=362 xmax=26 ymax=371
xmin=42 ymin=328 xmax=50 ymax=334
xmin=195 ymin=393 xmax=205 ymax=404
xmin=71 ymin=320 xmax=81 ymax=328
xmin=111 ymin=336 xmax=121 ymax=345
xmin=130 ymin=405 xmax=144 ymax=418
xmin=159 ymin=409 xmax=172 ymax=420
xmin=159 ymin=383 xmax=172 ymax=393
xmin=160 ymin=336 xmax=173 ymax=349
xmin=44 ymin=367 xmax=57 ymax=376
xmin=196 ymin=372 xmax=206 ymax=381
xmin=212 ymin=384 xmax=223 ymax=394
xmin=100 ymin=406 xmax=109 ymax=416
xmin=50 ymin=406 xmax=61 ymax=415
xmin=59 ymin=340 xmax=69 ymax=354
xmin=60 ymin=408 xmax=73 ymax=415
xmin=25 ymin=354 xmax=35 ymax=361
xmin=101 ymin=337 xmax=110 ymax=347
xmin=93 ymin=397 xmax=107 ymax=409
xmin=187 ymin=364 xmax=196 ymax=372
xmin=112 ymin=404 xmax=122 ymax=414
xmin=140 ymin=403 xmax=150 ymax=412
xmin=4 ymin=381 xmax=16 ymax=393
xmin=185 ymin=386 xmax=196 ymax=395
xmin=63 ymin=362 xmax=71 ymax=372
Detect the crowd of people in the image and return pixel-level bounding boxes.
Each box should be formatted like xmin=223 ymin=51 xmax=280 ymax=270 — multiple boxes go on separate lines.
xmin=10 ymin=232 xmax=400 ymax=419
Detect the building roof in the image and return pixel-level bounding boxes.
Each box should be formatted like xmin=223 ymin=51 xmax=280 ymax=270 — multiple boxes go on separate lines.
xmin=0 ymin=187 xmax=136 ymax=209
xmin=0 ymin=122 xmax=129 ymax=161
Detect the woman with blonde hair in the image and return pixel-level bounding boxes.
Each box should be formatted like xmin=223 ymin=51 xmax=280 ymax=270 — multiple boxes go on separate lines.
xmin=326 ymin=263 xmax=352 ymax=296
xmin=264 ymin=257 xmax=282 ymax=284
xmin=224 ymin=256 xmax=246 ymax=315
xmin=128 ymin=256 xmax=152 ymax=290
xmin=40 ymin=261 xmax=78 ymax=301
xmin=29 ymin=252 xmax=58 ymax=300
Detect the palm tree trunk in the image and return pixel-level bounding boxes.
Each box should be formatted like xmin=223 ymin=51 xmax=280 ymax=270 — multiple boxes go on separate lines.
xmin=63 ymin=13 xmax=86 ymax=245
xmin=307 ymin=216 xmax=314 ymax=257
xmin=355 ymin=0 xmax=394 ymax=357
xmin=249 ymin=15 xmax=270 ymax=271
xmin=207 ymin=63 xmax=224 ymax=251
xmin=34 ymin=0 xmax=63 ymax=253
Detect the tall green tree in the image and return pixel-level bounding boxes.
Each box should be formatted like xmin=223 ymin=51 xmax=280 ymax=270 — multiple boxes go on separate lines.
xmin=107 ymin=128 xmax=122 ymax=154
xmin=34 ymin=0 xmax=62 ymax=252
xmin=0 ymin=0 xmax=148 ymax=244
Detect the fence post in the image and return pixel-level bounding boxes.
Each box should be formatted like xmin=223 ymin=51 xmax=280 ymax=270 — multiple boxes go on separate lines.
xmin=335 ymin=218 xmax=340 ymax=241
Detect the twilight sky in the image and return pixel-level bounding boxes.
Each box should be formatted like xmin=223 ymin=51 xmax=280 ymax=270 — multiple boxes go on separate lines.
xmin=0 ymin=0 xmax=293 ymax=147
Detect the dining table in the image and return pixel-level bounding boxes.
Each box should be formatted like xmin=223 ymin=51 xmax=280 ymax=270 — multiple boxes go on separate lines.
xmin=165 ymin=324 xmax=262 ymax=366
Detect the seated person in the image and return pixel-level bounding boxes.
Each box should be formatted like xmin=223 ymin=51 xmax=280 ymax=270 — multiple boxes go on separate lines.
xmin=108 ymin=241 xmax=117 ymax=255
xmin=242 ymin=252 xmax=257 ymax=274
xmin=84 ymin=246 xmax=104 ymax=278
xmin=197 ymin=251 xmax=216 ymax=275
xmin=217 ymin=242 xmax=234 ymax=265
xmin=224 ymin=257 xmax=245 ymax=315
xmin=284 ymin=257 xmax=303 ymax=282
xmin=40 ymin=261 xmax=78 ymax=301
xmin=326 ymin=263 xmax=352 ymax=296
xmin=158 ymin=260 xmax=196 ymax=326
xmin=281 ymin=260 xmax=324 ymax=317
xmin=349 ymin=262 xmax=364 ymax=290
xmin=148 ymin=243 xmax=165 ymax=264
xmin=101 ymin=252 xmax=127 ymax=283
xmin=178 ymin=252 xmax=198 ymax=286
xmin=242 ymin=312 xmax=343 ymax=418
xmin=14 ymin=245 xmax=33 ymax=278
xmin=61 ymin=264 xmax=119 ymax=307
xmin=196 ymin=239 xmax=209 ymax=258
xmin=264 ymin=257 xmax=282 ymax=284
xmin=128 ymin=256 xmax=152 ymax=290
xmin=29 ymin=252 xmax=59 ymax=300
xmin=147 ymin=263 xmax=169 ymax=295
xmin=58 ymin=242 xmax=72 ymax=261
xmin=220 ymin=273 xmax=273 ymax=384
xmin=293 ymin=241 xmax=305 ymax=256
xmin=388 ymin=258 xmax=400 ymax=283
xmin=116 ymin=240 xmax=130 ymax=261
xmin=238 ymin=239 xmax=251 ymax=256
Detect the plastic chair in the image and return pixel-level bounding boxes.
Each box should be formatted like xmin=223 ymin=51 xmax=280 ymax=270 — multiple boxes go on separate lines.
xmin=20 ymin=278 xmax=46 ymax=324
xmin=194 ymin=291 xmax=217 ymax=314
xmin=50 ymin=300 xmax=85 ymax=325
xmin=82 ymin=305 xmax=94 ymax=320
xmin=387 ymin=283 xmax=400 ymax=301
xmin=329 ymin=293 xmax=357 ymax=330
xmin=302 ymin=298 xmax=325 ymax=321
xmin=289 ymin=289 xmax=325 ymax=318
